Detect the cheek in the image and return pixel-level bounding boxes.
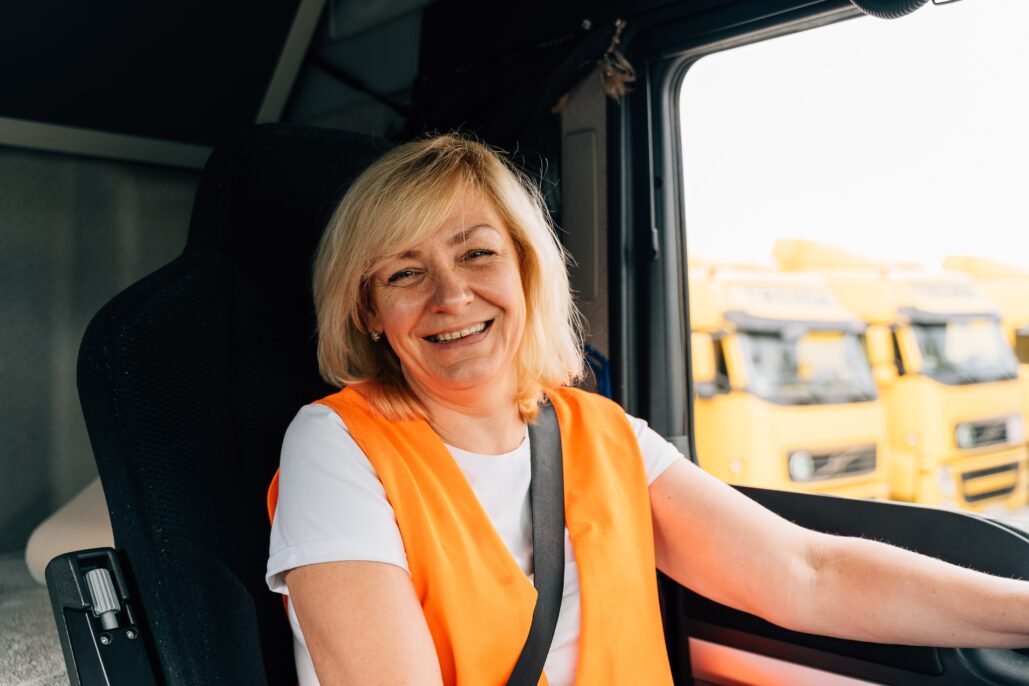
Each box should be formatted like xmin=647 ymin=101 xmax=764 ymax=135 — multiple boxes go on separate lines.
xmin=501 ymin=274 xmax=528 ymax=328
xmin=479 ymin=269 xmax=523 ymax=313
xmin=388 ymin=306 xmax=422 ymax=336
xmin=373 ymin=290 xmax=424 ymax=333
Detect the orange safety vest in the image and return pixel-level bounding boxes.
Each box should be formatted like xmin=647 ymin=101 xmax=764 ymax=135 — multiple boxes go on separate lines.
xmin=267 ymin=386 xmax=674 ymax=686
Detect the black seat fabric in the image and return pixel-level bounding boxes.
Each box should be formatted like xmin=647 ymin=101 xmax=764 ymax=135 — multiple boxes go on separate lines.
xmin=77 ymin=125 xmax=390 ymax=685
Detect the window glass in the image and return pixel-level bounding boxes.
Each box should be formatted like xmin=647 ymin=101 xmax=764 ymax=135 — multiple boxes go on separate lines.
xmin=912 ymin=319 xmax=1018 ymax=384
xmin=679 ymin=0 xmax=1029 ymax=527
xmin=740 ymin=330 xmax=877 ymax=405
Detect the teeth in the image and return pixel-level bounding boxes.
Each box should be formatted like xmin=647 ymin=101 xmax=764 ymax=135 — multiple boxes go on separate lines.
xmin=428 ymin=322 xmax=487 ymax=342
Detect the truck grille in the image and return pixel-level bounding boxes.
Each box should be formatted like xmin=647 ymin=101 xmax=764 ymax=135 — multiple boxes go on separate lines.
xmin=966 ymin=419 xmax=1008 ymax=448
xmin=807 ymin=446 xmax=877 ymax=481
xmin=961 ymin=463 xmax=1019 ymax=503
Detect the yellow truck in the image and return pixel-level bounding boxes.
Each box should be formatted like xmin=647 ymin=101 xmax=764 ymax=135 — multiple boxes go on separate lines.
xmin=689 ymin=265 xmax=889 ymax=498
xmin=944 ymin=256 xmax=1029 ymax=432
xmin=775 ymin=240 xmax=1028 ymax=513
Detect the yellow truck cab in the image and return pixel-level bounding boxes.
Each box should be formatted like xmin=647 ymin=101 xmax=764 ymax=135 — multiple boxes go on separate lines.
xmin=776 ymin=240 xmax=1029 ymax=513
xmin=689 ymin=264 xmax=888 ymax=498
xmin=945 ymin=256 xmax=1029 ymax=438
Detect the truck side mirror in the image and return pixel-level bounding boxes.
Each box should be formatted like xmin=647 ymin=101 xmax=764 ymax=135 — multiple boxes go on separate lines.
xmin=865 ymin=326 xmax=898 ymax=386
xmin=691 ymin=332 xmax=718 ymax=399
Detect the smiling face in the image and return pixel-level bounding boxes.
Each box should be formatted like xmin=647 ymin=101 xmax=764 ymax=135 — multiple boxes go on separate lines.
xmin=365 ymin=188 xmax=527 ymax=405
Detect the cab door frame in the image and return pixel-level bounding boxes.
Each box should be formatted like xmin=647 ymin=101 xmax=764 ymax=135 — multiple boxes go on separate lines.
xmin=608 ymin=0 xmax=1029 ymax=683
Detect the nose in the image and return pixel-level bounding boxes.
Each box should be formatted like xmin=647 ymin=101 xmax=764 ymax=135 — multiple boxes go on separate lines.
xmin=430 ymin=267 xmax=473 ymax=312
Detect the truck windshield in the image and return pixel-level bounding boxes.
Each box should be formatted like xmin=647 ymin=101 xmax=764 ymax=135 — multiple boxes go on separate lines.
xmin=738 ymin=330 xmax=878 ymax=405
xmin=911 ymin=319 xmax=1018 ymax=384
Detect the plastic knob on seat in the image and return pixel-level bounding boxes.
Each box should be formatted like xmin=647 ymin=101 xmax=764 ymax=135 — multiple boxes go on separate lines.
xmin=85 ymin=567 xmax=121 ymax=631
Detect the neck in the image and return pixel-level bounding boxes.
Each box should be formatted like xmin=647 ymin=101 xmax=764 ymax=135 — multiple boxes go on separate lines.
xmin=406 ymin=374 xmax=525 ymax=455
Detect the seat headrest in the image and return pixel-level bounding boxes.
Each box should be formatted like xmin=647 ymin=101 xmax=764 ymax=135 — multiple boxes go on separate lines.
xmin=185 ymin=124 xmax=391 ymax=313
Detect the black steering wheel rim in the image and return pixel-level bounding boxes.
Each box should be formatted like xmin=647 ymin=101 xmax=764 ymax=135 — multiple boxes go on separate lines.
xmin=850 ymin=0 xmax=930 ymax=19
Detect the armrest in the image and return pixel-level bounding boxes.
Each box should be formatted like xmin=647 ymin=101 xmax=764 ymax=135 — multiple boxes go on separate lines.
xmin=45 ymin=548 xmax=161 ymax=686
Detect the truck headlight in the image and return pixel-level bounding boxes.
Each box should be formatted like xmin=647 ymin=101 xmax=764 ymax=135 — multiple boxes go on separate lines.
xmin=1007 ymin=416 xmax=1026 ymax=445
xmin=788 ymin=451 xmax=815 ymax=481
xmin=955 ymin=423 xmax=976 ymax=450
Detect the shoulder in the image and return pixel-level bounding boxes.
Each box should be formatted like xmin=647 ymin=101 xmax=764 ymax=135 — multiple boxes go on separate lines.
xmin=548 ymin=388 xmax=685 ymax=483
xmin=282 ymin=403 xmax=349 ymax=458
xmin=279 ymin=403 xmax=381 ymax=484
xmin=273 ymin=402 xmax=400 ymax=543
xmin=268 ymin=404 xmax=410 ymax=591
xmin=548 ymin=387 xmax=674 ymax=441
xmin=286 ymin=401 xmax=347 ymax=437
xmin=621 ymin=410 xmax=685 ymax=485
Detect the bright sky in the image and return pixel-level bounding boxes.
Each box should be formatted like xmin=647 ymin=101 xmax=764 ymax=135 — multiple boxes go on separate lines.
xmin=680 ymin=0 xmax=1029 ymax=272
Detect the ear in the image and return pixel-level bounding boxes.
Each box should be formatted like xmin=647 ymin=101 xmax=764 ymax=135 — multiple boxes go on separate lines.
xmin=363 ymin=307 xmax=382 ymax=334
xmin=359 ymin=281 xmax=382 ymax=333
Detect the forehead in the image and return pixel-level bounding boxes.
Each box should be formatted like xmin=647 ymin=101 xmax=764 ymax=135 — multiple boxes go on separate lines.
xmin=396 ymin=189 xmax=511 ymax=256
xmin=437 ymin=188 xmax=507 ymax=234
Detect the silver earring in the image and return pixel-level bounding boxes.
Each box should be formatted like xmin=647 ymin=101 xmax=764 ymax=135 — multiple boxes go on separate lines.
xmin=370 ymin=330 xmax=382 ymax=342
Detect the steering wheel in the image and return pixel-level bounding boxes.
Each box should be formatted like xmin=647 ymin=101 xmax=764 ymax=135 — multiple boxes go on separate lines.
xmin=850 ymin=0 xmax=929 ymax=20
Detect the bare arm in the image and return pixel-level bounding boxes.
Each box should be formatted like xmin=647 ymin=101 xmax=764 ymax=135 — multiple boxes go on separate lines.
xmin=650 ymin=459 xmax=1029 ymax=647
xmin=285 ymin=561 xmax=444 ymax=686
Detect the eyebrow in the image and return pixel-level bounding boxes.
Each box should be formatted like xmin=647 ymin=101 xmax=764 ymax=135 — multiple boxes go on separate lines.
xmin=396 ymin=224 xmax=499 ymax=259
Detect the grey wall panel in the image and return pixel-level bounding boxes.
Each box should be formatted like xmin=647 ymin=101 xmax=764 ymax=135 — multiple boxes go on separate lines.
xmin=0 ymin=119 xmax=211 ymax=170
xmin=0 ymin=145 xmax=197 ymax=553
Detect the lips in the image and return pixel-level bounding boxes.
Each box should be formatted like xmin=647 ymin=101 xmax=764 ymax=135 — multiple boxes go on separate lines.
xmin=424 ymin=320 xmax=493 ymax=343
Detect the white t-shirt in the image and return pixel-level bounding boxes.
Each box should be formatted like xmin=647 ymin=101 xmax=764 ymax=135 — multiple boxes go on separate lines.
xmin=266 ymin=402 xmax=683 ymax=686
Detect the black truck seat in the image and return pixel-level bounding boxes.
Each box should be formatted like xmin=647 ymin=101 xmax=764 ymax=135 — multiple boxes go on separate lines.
xmin=62 ymin=125 xmax=390 ymax=685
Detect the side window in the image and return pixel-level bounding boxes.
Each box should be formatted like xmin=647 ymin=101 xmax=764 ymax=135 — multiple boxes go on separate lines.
xmin=679 ymin=2 xmax=1029 ymax=526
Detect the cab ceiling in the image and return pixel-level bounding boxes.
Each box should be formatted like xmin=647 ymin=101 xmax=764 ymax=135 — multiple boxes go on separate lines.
xmin=0 ymin=0 xmax=816 ymax=163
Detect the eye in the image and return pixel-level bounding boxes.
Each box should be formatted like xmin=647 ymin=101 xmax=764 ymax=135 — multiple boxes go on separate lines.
xmin=464 ymin=248 xmax=497 ymax=260
xmin=387 ymin=269 xmax=418 ymax=284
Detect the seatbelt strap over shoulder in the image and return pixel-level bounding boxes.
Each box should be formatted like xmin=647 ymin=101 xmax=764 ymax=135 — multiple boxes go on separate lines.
xmin=506 ymin=402 xmax=565 ymax=686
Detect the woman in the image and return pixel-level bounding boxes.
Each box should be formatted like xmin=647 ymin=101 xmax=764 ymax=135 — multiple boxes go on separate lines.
xmin=266 ymin=134 xmax=1029 ymax=686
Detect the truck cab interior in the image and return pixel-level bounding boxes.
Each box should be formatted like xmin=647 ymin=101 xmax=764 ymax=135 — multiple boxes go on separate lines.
xmin=3 ymin=0 xmax=1029 ymax=684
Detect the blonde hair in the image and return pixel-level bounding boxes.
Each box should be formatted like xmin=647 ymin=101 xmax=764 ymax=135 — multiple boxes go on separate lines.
xmin=313 ymin=134 xmax=584 ymax=421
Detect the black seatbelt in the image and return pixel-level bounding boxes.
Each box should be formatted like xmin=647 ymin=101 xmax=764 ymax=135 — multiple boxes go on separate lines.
xmin=506 ymin=402 xmax=566 ymax=686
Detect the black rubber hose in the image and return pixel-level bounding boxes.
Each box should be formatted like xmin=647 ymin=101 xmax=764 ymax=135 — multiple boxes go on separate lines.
xmin=850 ymin=0 xmax=929 ymax=19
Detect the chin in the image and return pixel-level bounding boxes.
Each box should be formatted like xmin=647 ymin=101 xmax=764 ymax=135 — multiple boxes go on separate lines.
xmin=429 ymin=363 xmax=511 ymax=392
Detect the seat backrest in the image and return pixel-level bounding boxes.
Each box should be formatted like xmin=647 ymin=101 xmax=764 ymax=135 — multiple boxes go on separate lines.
xmin=77 ymin=124 xmax=390 ymax=685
